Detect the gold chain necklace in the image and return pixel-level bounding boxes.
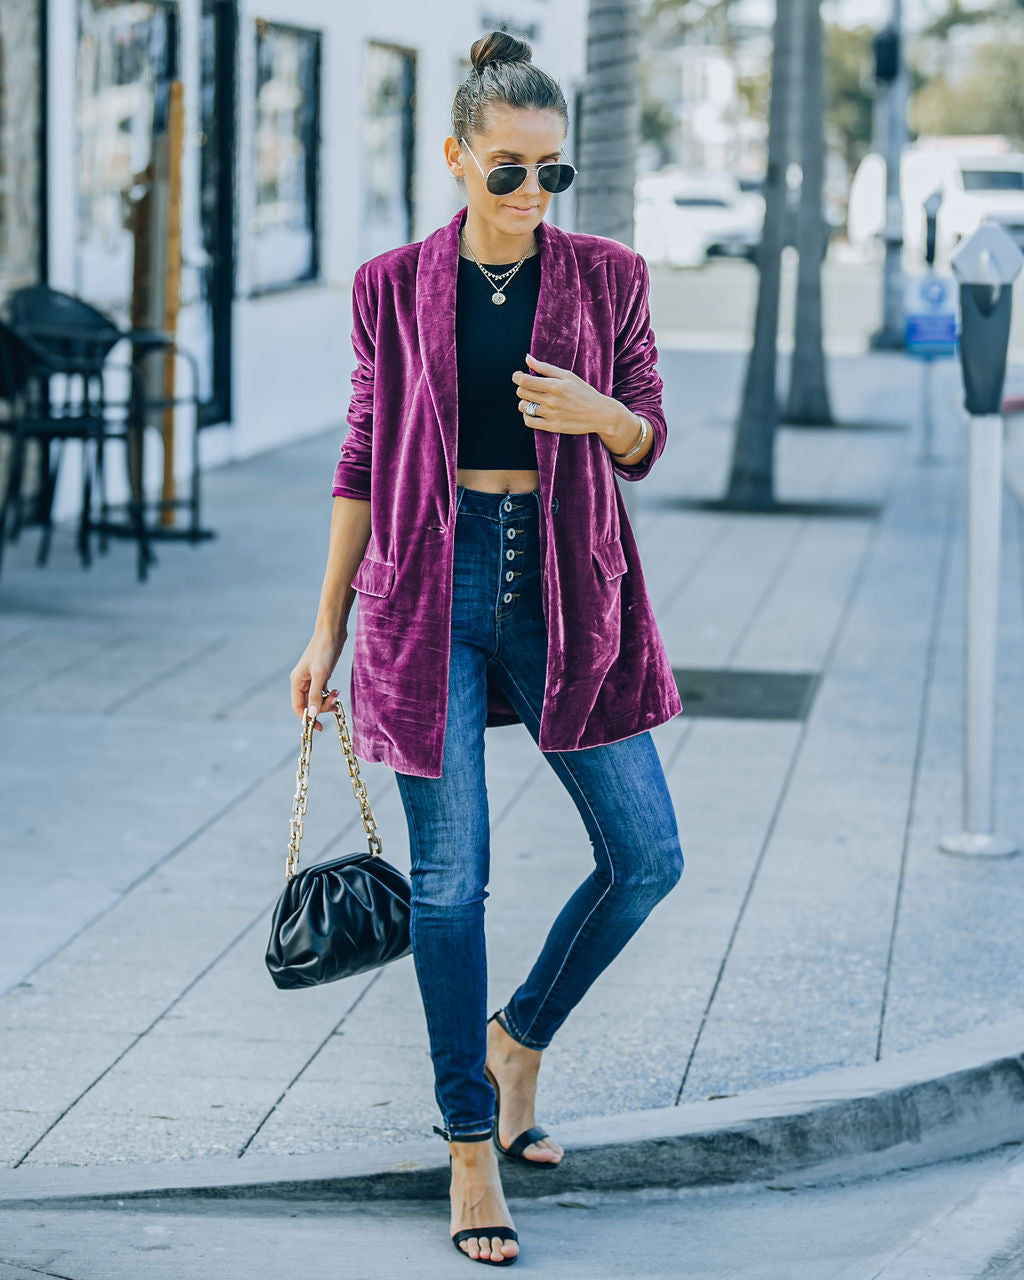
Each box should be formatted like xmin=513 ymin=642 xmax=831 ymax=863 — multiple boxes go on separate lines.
xmin=461 ymin=230 xmax=537 ymax=306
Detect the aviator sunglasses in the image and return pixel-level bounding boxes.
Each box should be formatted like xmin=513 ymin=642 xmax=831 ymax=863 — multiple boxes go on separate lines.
xmin=459 ymin=137 xmax=577 ymax=196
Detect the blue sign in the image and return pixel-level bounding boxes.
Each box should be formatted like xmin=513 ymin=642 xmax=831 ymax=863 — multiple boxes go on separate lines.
xmin=904 ymin=274 xmax=958 ymax=359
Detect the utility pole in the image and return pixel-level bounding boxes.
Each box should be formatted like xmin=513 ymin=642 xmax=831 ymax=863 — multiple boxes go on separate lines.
xmin=870 ymin=0 xmax=908 ymax=349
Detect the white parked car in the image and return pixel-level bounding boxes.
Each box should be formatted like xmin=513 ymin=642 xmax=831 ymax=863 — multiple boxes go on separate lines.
xmin=847 ymin=141 xmax=1024 ymax=264
xmin=635 ymin=170 xmax=764 ymax=268
xmin=942 ymin=154 xmax=1024 ymax=251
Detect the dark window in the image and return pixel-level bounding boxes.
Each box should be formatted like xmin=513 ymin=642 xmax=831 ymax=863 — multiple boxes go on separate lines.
xmin=0 ymin=24 xmax=8 ymax=279
xmin=195 ymin=0 xmax=236 ymax=425
xmin=361 ymin=41 xmax=416 ymax=260
xmin=74 ymin=0 xmax=178 ymax=321
xmin=251 ymin=20 xmax=321 ymax=292
xmin=961 ymin=169 xmax=1024 ymax=192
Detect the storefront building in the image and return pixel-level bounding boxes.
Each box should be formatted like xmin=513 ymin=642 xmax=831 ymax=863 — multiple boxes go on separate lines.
xmin=1 ymin=1 xmax=585 ymax=522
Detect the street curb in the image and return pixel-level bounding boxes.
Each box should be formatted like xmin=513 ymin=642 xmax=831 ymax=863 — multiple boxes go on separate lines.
xmin=2 ymin=1014 xmax=1022 ymax=1206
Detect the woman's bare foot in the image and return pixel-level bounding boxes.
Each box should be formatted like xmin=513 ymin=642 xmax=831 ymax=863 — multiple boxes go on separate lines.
xmin=448 ymin=1139 xmax=519 ymax=1263
xmin=485 ymin=1014 xmax=564 ymax=1164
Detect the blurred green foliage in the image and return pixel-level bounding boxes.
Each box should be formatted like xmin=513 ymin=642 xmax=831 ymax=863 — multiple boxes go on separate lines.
xmin=825 ymin=23 xmax=875 ymax=173
xmin=911 ymin=41 xmax=1024 ymax=142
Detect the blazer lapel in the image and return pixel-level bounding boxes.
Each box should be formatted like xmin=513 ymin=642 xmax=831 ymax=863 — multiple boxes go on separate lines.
xmin=415 ymin=209 xmax=461 ymax=510
xmin=530 ymin=215 xmax=581 ymax=492
xmin=415 ymin=205 xmax=582 ymax=516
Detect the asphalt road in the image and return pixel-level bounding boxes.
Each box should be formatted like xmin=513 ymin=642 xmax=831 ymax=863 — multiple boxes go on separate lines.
xmin=2 ymin=1146 xmax=1022 ymax=1280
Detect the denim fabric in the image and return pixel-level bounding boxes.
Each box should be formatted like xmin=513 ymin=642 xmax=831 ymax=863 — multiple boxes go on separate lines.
xmin=395 ymin=485 xmax=684 ymax=1141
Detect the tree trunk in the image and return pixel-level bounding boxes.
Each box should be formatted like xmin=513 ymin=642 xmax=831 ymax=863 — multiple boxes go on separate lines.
xmin=785 ymin=0 xmax=834 ymax=425
xmin=576 ymin=0 xmax=641 ymax=244
xmin=724 ymin=0 xmax=798 ymax=508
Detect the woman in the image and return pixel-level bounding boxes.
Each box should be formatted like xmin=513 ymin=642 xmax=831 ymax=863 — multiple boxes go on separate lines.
xmin=290 ymin=30 xmax=684 ymax=1267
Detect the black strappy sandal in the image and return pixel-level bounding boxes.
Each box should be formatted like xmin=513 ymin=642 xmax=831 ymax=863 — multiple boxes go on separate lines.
xmin=451 ymin=1226 xmax=520 ymax=1266
xmin=485 ymin=1011 xmax=560 ymax=1167
xmin=435 ymin=1126 xmax=520 ymax=1266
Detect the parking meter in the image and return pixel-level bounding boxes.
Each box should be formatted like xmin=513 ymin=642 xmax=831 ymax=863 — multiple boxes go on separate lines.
xmin=940 ymin=221 xmax=1024 ymax=859
xmin=959 ymin=284 xmax=1012 ymax=415
xmin=951 ymin=221 xmax=1021 ymax=413
xmin=905 ymin=190 xmax=954 ymax=462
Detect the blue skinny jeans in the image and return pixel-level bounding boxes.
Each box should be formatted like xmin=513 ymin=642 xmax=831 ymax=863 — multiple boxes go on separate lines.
xmin=395 ymin=485 xmax=684 ymax=1141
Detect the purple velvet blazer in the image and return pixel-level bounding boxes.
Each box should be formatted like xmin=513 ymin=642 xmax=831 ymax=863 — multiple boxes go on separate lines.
xmin=332 ymin=203 xmax=683 ymax=778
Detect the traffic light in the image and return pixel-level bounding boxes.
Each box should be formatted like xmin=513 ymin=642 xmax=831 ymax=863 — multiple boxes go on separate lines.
xmin=873 ymin=26 xmax=900 ymax=84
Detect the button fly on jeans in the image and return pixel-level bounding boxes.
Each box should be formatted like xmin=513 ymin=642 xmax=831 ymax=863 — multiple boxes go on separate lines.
xmin=505 ymin=549 xmax=515 ymax=561
xmin=505 ymin=570 xmax=514 ymax=582
xmin=507 ymin=529 xmax=517 ymax=540
xmin=503 ymin=499 xmax=512 ymax=513
xmin=503 ymin=592 xmax=513 ymax=603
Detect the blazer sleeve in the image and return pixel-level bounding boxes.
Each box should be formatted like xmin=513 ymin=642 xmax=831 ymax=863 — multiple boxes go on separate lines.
xmin=331 ymin=263 xmax=375 ymax=500
xmin=608 ymin=250 xmax=668 ymax=482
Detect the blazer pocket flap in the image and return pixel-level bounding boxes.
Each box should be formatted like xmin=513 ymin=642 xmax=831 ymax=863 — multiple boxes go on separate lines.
xmin=593 ymin=536 xmax=628 ymax=581
xmin=351 ymin=554 xmax=396 ymax=598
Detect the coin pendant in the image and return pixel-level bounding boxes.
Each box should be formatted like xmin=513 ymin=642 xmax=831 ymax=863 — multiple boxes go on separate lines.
xmin=492 ymin=292 xmax=506 ymax=305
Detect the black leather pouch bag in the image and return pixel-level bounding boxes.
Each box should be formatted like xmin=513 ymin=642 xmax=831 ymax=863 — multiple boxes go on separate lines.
xmin=265 ymin=702 xmax=411 ymax=989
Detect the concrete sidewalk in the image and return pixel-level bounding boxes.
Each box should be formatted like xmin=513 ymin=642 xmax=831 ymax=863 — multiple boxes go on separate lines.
xmin=1 ymin=347 xmax=1022 ymax=1190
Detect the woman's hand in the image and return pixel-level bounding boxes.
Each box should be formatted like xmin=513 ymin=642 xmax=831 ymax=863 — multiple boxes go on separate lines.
xmin=512 ymin=353 xmax=641 ymax=455
xmin=290 ymin=628 xmax=346 ymax=733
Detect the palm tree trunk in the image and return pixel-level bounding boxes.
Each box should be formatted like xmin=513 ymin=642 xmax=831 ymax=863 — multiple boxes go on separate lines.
xmin=576 ymin=0 xmax=641 ymax=243
xmin=784 ymin=0 xmax=834 ymax=425
xmin=724 ymin=0 xmax=798 ymax=508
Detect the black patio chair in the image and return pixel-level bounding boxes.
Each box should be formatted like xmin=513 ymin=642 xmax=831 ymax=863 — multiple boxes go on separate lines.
xmin=0 ymin=317 xmax=119 ymax=578
xmin=10 ymin=286 xmax=211 ymax=581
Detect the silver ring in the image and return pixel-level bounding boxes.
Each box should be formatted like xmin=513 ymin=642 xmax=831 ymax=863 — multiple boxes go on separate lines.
xmin=524 ymin=400 xmax=540 ymax=417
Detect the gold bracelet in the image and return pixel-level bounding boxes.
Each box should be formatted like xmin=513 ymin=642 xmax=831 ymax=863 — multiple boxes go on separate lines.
xmin=612 ymin=415 xmax=648 ymax=461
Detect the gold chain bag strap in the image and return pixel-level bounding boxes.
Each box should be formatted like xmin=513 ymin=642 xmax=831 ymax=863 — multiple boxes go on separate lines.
xmin=265 ymin=702 xmax=412 ymax=989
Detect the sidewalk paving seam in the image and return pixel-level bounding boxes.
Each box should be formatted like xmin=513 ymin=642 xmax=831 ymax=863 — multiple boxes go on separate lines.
xmin=875 ymin=468 xmax=960 ymax=1061
xmin=0 ymin=628 xmax=136 ymax=702
xmin=660 ymin=707 xmax=697 ymax=779
xmin=674 ymin=448 xmax=905 ymax=1104
xmin=0 ymin=1260 xmax=73 ymax=1280
xmin=0 ymin=628 xmax=37 ymax=664
xmin=490 ymin=756 xmax=548 ymax=827
xmin=726 ymin=511 xmax=809 ymax=660
xmin=10 ymin=775 xmax=401 ymax=1168
xmin=10 ymin=903 xmax=282 ymax=1169
xmin=237 ymin=968 xmax=387 ymax=1158
xmin=1 ymin=740 xmax=301 ymax=1003
xmin=211 ymin=656 xmax=296 ymax=721
xmin=648 ymin=514 xmax=732 ymax=617
xmin=103 ymin=636 xmax=228 ymax=714
xmin=651 ymin=436 xmax=861 ymax=783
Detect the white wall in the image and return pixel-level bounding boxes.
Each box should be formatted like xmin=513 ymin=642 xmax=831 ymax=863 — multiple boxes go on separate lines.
xmin=45 ymin=0 xmax=586 ymax=521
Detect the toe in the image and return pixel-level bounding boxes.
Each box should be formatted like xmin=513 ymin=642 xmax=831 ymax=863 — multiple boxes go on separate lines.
xmin=526 ymin=1138 xmax=561 ymax=1162
xmin=494 ymin=1234 xmax=518 ymax=1259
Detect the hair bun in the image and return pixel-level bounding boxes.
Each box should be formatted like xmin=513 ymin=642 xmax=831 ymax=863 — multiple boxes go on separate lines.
xmin=470 ymin=30 xmax=533 ymax=74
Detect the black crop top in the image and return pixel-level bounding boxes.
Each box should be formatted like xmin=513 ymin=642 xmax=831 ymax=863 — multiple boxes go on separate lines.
xmin=455 ymin=252 xmax=542 ymax=470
